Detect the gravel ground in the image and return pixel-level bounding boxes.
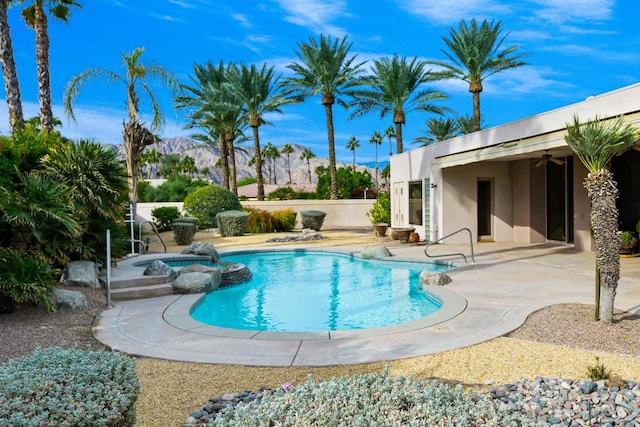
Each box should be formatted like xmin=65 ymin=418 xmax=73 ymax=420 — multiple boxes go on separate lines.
xmin=1 ymin=231 xmax=640 ymax=426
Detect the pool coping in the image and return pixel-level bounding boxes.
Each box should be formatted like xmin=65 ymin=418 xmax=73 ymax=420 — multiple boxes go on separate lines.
xmin=122 ymin=248 xmax=469 ymax=340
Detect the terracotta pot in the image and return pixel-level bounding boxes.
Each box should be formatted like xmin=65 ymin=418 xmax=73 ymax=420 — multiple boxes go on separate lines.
xmin=373 ymin=223 xmax=388 ymax=237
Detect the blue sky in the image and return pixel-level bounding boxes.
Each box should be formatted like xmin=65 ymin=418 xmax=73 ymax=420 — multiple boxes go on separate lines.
xmin=2 ymin=0 xmax=638 ymax=164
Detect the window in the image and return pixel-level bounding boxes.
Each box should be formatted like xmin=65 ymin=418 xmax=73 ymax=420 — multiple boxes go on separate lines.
xmin=408 ymin=181 xmax=423 ymax=225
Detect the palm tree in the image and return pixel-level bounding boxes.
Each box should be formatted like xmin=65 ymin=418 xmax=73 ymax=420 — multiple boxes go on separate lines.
xmin=159 ymin=153 xmax=181 ymax=179
xmin=21 ymin=0 xmax=81 ymax=133
xmin=262 ymin=142 xmax=280 ymax=185
xmin=64 ymin=47 xmax=178 ymax=214
xmin=140 ymin=146 xmax=161 ymax=179
xmin=176 ymin=61 xmax=244 ymax=194
xmin=228 ymin=63 xmax=294 ymax=200
xmin=300 ymin=146 xmax=316 ymax=184
xmin=200 ymin=166 xmax=210 ymax=179
xmin=352 ymin=55 xmax=447 ymax=154
xmin=564 ymin=115 xmax=638 ymax=323
xmin=346 ymin=135 xmax=360 ymax=170
xmin=384 ymin=125 xmax=395 ymax=158
xmin=369 ymin=130 xmax=382 ymax=187
xmin=281 ymin=143 xmax=295 ymax=184
xmin=380 ymin=164 xmax=390 ymax=189
xmin=414 ymin=117 xmax=458 ymax=146
xmin=283 ymin=34 xmax=366 ymax=199
xmin=431 ymin=18 xmax=527 ymax=132
xmin=0 ymin=0 xmax=24 ymax=133
xmin=456 ymin=114 xmax=482 ymax=134
xmin=180 ymin=155 xmax=197 ymax=178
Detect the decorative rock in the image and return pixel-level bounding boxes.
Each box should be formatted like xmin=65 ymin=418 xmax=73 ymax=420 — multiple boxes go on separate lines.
xmin=420 ymin=271 xmax=452 ymax=287
xmin=220 ymin=263 xmax=253 ymax=286
xmin=143 ymin=260 xmax=178 ymax=282
xmin=265 ymin=230 xmax=327 ymax=243
xmin=180 ymin=264 xmax=222 ymax=288
xmin=51 ymin=289 xmax=87 ymax=311
xmin=181 ymin=243 xmax=220 ymax=261
xmin=62 ymin=261 xmax=99 ymax=289
xmin=172 ymin=272 xmax=217 ymax=294
xmin=360 ymin=245 xmax=392 ymax=259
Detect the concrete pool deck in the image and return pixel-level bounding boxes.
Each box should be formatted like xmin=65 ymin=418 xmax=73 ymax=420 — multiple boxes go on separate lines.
xmin=93 ymin=239 xmax=640 ymax=366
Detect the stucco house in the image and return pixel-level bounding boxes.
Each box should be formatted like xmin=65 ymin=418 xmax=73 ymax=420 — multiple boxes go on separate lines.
xmin=390 ymin=82 xmax=640 ymax=252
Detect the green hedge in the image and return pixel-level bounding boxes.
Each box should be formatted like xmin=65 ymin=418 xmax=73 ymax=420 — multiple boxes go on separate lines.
xmin=183 ymin=185 xmax=242 ymax=229
xmin=0 ymin=347 xmax=139 ymax=426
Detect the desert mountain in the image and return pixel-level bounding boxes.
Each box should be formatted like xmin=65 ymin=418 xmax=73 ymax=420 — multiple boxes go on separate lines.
xmin=131 ymin=137 xmax=378 ymax=186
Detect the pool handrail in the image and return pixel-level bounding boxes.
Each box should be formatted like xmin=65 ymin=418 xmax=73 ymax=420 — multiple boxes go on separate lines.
xmin=424 ymin=227 xmax=475 ymax=264
xmin=138 ymin=220 xmax=167 ymax=253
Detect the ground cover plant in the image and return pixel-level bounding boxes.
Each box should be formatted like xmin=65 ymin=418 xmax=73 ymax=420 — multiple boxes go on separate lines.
xmin=208 ymin=368 xmax=528 ymax=426
xmin=0 ymin=347 xmax=139 ymax=426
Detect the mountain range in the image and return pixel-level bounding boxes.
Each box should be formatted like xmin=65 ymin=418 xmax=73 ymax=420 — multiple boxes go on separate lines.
xmin=130 ymin=137 xmax=382 ymax=186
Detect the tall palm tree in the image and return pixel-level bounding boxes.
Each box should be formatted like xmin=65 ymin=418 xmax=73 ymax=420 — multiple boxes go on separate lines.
xmin=140 ymin=145 xmax=161 ymax=179
xmin=262 ymin=142 xmax=280 ymax=185
xmin=384 ymin=125 xmax=395 ymax=158
xmin=180 ymin=155 xmax=197 ymax=178
xmin=414 ymin=117 xmax=458 ymax=146
xmin=564 ymin=115 xmax=638 ymax=323
xmin=21 ymin=0 xmax=81 ymax=133
xmin=369 ymin=130 xmax=382 ymax=187
xmin=431 ymin=18 xmax=527 ymax=132
xmin=352 ymin=55 xmax=447 ymax=154
xmin=0 ymin=0 xmax=24 ymax=133
xmin=380 ymin=164 xmax=390 ymax=189
xmin=300 ymin=146 xmax=316 ymax=184
xmin=228 ymin=63 xmax=295 ymax=200
xmin=283 ymin=34 xmax=366 ymax=199
xmin=281 ymin=143 xmax=295 ymax=184
xmin=456 ymin=114 xmax=482 ymax=134
xmin=176 ymin=61 xmax=243 ymax=193
xmin=64 ymin=47 xmax=178 ymax=214
xmin=346 ymin=135 xmax=360 ymax=170
xmin=159 ymin=153 xmax=181 ymax=179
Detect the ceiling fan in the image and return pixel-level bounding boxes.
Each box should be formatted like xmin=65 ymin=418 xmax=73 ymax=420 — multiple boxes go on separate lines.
xmin=535 ymin=150 xmax=565 ymax=167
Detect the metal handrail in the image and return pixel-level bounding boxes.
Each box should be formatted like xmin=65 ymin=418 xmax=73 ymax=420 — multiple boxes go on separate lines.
xmin=424 ymin=227 xmax=475 ymax=263
xmin=138 ymin=220 xmax=167 ymax=253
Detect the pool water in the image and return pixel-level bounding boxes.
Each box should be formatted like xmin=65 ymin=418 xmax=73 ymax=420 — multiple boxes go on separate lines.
xmin=190 ymin=251 xmax=447 ymax=332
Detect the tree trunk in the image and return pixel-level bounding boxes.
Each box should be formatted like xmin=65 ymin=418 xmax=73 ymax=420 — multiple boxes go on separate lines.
xmin=287 ymin=154 xmax=292 ymax=185
xmin=374 ymin=144 xmax=379 ymax=188
xmin=323 ymin=103 xmax=338 ymax=200
xmin=227 ymin=136 xmax=237 ymax=195
xmin=307 ymin=159 xmax=312 ymax=184
xmin=123 ymin=120 xmax=157 ymax=216
xmin=472 ymin=90 xmax=481 ymax=132
xmin=393 ymin=110 xmax=405 ymax=154
xmin=585 ymin=170 xmax=619 ymax=323
xmin=218 ymin=134 xmax=229 ymax=190
xmin=251 ymin=125 xmax=265 ymax=200
xmin=34 ymin=5 xmax=52 ymax=133
xmin=0 ymin=2 xmax=24 ymax=134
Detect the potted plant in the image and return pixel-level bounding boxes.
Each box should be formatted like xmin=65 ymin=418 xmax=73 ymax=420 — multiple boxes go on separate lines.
xmin=366 ymin=193 xmax=391 ymax=237
xmin=618 ymin=230 xmax=638 ymax=255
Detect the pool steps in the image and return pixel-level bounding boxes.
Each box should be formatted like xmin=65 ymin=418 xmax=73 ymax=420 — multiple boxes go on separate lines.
xmin=104 ymin=274 xmax=174 ymax=301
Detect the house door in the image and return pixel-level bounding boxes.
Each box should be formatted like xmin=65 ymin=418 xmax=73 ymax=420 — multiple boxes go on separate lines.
xmin=477 ymin=179 xmax=493 ymax=241
xmin=546 ymin=157 xmax=574 ymax=243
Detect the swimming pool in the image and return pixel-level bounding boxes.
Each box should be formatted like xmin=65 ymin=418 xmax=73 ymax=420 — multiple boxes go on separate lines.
xmin=190 ymin=250 xmax=451 ymax=332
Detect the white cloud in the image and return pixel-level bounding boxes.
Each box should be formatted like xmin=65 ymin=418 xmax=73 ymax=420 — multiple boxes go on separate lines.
xmin=232 ymin=13 xmax=251 ymax=28
xmin=530 ymin=0 xmax=613 ymax=24
xmin=395 ymin=0 xmax=512 ymax=25
xmin=273 ymin=0 xmax=348 ymax=36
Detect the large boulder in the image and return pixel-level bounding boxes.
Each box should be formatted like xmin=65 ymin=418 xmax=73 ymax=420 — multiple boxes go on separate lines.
xmin=180 ymin=264 xmax=222 ymax=288
xmin=51 ymin=289 xmax=88 ymax=311
xmin=143 ymin=260 xmax=178 ymax=282
xmin=63 ymin=261 xmax=99 ymax=289
xmin=172 ymin=272 xmax=218 ymax=294
xmin=360 ymin=245 xmax=392 ymax=259
xmin=420 ymin=271 xmax=452 ymax=287
xmin=181 ymin=243 xmax=220 ymax=261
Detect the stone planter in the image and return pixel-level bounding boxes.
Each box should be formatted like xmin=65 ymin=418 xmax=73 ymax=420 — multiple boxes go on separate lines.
xmin=373 ymin=223 xmax=389 ymax=237
xmin=392 ymin=227 xmax=416 ymax=243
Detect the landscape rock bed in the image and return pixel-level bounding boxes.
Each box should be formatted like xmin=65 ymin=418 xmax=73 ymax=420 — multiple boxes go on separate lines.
xmin=184 ymin=378 xmax=640 ymax=426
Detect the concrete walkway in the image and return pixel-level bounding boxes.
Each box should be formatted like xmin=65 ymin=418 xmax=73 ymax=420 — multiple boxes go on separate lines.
xmin=93 ymin=241 xmax=640 ymax=366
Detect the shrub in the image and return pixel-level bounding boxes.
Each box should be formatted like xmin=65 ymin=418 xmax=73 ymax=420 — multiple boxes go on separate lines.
xmin=366 ymin=193 xmax=391 ymax=225
xmin=217 ymin=210 xmax=250 ymax=237
xmin=300 ymin=210 xmax=326 ymax=231
xmin=586 ymin=357 xmax=612 ymax=381
xmin=245 ymin=207 xmax=275 ymax=234
xmin=183 ymin=185 xmax=242 ymax=228
xmin=210 ymin=369 xmax=527 ymax=426
xmin=0 ymin=347 xmax=139 ymax=426
xmin=151 ymin=206 xmax=181 ymax=232
xmin=272 ymin=208 xmax=297 ymax=232
xmin=0 ymin=248 xmax=57 ymax=312
xmin=266 ymin=186 xmax=297 ymax=200
xmin=140 ymin=176 xmax=210 ymax=202
xmin=173 ymin=221 xmax=197 ymax=245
